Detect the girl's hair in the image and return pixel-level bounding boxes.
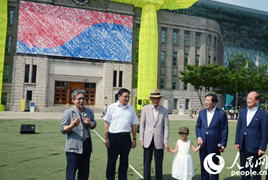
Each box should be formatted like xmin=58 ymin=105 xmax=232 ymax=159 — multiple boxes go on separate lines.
xmin=178 ymin=126 xmax=189 ymax=135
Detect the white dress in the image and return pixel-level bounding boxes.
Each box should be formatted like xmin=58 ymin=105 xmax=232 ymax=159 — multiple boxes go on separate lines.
xmin=171 ymin=139 xmax=195 ymax=180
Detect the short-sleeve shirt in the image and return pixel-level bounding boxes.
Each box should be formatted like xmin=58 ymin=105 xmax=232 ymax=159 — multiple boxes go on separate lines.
xmin=104 ymin=101 xmax=138 ymax=133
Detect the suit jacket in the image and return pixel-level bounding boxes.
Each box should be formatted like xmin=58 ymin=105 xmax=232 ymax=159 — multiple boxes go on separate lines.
xmin=235 ymin=107 xmax=268 ymax=154
xmin=139 ymin=104 xmax=169 ymax=149
xmin=195 ymin=108 xmax=228 ymax=152
xmin=60 ymin=106 xmax=97 ymax=154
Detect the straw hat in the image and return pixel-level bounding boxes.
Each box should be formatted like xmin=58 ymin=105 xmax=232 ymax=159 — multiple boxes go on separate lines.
xmin=178 ymin=127 xmax=189 ymax=134
xmin=149 ymin=89 xmax=163 ymax=98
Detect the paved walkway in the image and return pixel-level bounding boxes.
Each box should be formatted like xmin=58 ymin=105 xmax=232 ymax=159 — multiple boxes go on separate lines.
xmin=0 ymin=111 xmax=237 ymax=122
xmin=0 ymin=111 xmax=196 ymax=120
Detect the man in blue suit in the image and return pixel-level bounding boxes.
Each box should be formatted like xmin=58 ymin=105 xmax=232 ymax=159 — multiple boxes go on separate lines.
xmin=235 ymin=91 xmax=268 ymax=180
xmin=196 ymin=94 xmax=228 ymax=180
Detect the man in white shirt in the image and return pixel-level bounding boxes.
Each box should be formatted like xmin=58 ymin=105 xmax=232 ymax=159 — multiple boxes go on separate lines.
xmin=104 ymin=88 xmax=138 ymax=180
xmin=235 ymin=91 xmax=268 ymax=180
xmin=196 ymin=94 xmax=228 ymax=180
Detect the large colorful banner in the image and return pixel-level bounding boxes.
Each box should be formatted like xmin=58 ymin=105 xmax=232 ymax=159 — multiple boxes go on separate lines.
xmin=17 ymin=1 xmax=133 ymax=62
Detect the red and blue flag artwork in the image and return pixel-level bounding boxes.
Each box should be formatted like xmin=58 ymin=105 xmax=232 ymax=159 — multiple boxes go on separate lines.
xmin=17 ymin=1 xmax=133 ymax=62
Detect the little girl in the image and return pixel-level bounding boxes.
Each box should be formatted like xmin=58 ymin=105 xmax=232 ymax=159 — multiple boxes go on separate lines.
xmin=168 ymin=127 xmax=201 ymax=180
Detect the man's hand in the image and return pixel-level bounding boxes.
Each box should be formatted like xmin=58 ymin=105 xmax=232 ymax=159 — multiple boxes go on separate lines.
xmin=258 ymin=149 xmax=265 ymax=156
xmin=105 ymin=138 xmax=110 ymax=148
xmin=83 ymin=117 xmax=91 ymax=125
xmin=220 ymin=146 xmax=225 ymax=152
xmin=132 ymin=140 xmax=136 ymax=148
xmin=234 ymin=144 xmax=239 ymax=151
xmin=140 ymin=141 xmax=144 ymax=148
xmin=197 ymin=137 xmax=203 ymax=146
xmin=71 ymin=117 xmax=80 ymax=128
xmin=164 ymin=143 xmax=169 ymax=150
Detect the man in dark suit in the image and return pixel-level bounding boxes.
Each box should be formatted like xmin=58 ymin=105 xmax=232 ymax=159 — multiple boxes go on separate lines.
xmin=196 ymin=93 xmax=228 ymax=180
xmin=235 ymin=91 xmax=268 ymax=180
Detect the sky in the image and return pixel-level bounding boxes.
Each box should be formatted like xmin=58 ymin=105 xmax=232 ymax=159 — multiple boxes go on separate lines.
xmin=211 ymin=0 xmax=268 ymax=12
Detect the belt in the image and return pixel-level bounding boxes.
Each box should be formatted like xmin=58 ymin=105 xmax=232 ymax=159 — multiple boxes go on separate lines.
xmin=109 ymin=132 xmax=130 ymax=135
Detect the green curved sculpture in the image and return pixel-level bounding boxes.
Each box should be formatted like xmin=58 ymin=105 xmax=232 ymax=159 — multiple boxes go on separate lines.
xmin=112 ymin=0 xmax=198 ymax=109
xmin=0 ymin=0 xmax=7 ymax=111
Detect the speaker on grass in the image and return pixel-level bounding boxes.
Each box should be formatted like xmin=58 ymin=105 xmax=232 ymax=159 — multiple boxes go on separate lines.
xmin=20 ymin=124 xmax=35 ymax=134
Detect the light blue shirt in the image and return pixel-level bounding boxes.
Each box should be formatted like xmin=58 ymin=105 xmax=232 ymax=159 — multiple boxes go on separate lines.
xmin=246 ymin=106 xmax=258 ymax=126
xmin=104 ymin=101 xmax=138 ymax=133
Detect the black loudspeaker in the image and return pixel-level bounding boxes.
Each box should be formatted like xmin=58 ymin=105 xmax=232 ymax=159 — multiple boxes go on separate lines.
xmin=20 ymin=124 xmax=36 ymax=134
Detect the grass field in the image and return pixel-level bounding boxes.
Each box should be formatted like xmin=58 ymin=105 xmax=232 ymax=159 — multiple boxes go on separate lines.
xmin=0 ymin=119 xmax=266 ymax=180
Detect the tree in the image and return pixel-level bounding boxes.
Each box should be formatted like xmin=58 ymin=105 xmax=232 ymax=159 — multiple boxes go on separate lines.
xmin=180 ymin=63 xmax=268 ymax=109
xmin=180 ymin=64 xmax=229 ymax=108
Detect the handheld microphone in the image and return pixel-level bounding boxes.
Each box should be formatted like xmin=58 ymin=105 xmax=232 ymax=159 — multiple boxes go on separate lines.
xmin=82 ymin=113 xmax=88 ymax=118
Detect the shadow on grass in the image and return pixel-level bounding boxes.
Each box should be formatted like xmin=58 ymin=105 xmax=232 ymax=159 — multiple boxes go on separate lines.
xmin=224 ymin=177 xmax=241 ymax=180
xmin=17 ymin=152 xmax=61 ymax=163
xmin=138 ymin=174 xmax=202 ymax=180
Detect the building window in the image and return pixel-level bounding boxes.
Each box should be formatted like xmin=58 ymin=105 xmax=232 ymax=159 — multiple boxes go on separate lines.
xmin=214 ymin=37 xmax=217 ymax=48
xmin=183 ymin=82 xmax=187 ymax=90
xmin=1 ymin=92 xmax=7 ymax=105
xmin=8 ymin=9 xmax=15 ymax=25
xmin=161 ymin=28 xmax=166 ymax=43
xmin=173 ymin=99 xmax=178 ymax=109
xmin=196 ymin=32 xmax=201 ymax=48
xmin=185 ymin=99 xmax=190 ymax=110
xmin=184 ymin=31 xmax=190 ymax=46
xmin=136 ymin=24 xmax=140 ymax=41
xmin=160 ymin=74 xmax=165 ymax=89
xmin=6 ymin=35 xmax=12 ymax=54
xmin=119 ymin=71 xmax=123 ymax=87
xmin=173 ymin=30 xmax=178 ymax=45
xmin=31 ymin=65 xmax=37 ymax=83
xmin=113 ymin=71 xmax=117 ymax=87
xmin=26 ymin=90 xmax=32 ymax=101
xmin=208 ymin=56 xmax=211 ymax=64
xmin=172 ymin=52 xmax=177 ymax=67
xmin=195 ymin=55 xmax=199 ymax=66
xmin=184 ymin=53 xmax=188 ymax=70
xmin=3 ymin=64 xmax=9 ymax=82
xmin=160 ymin=51 xmax=165 ymax=65
xmin=172 ymin=75 xmax=177 ymax=90
xmin=24 ymin=64 xmax=30 ymax=83
xmin=208 ymin=35 xmax=212 ymax=48
xmin=214 ymin=57 xmax=217 ymax=63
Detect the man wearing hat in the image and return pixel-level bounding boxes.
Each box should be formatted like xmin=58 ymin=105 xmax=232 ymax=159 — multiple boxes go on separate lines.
xmin=139 ymin=89 xmax=169 ymax=180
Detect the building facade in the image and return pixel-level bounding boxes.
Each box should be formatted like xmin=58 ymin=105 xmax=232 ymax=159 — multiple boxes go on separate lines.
xmin=3 ymin=0 xmax=224 ymax=112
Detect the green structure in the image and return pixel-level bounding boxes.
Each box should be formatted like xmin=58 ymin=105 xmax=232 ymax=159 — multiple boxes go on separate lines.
xmin=0 ymin=0 xmax=7 ymax=111
xmin=112 ymin=0 xmax=198 ymax=109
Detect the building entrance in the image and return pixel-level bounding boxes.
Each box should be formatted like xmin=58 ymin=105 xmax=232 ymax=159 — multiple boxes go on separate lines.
xmin=54 ymin=81 xmax=96 ymax=105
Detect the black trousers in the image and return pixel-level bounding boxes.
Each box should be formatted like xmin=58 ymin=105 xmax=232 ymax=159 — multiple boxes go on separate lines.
xmin=143 ymin=139 xmax=164 ymax=180
xmin=106 ymin=133 xmax=132 ymax=180
xmin=240 ymin=138 xmax=262 ymax=180
xmin=66 ymin=138 xmax=92 ymax=180
xmin=199 ymin=145 xmax=220 ymax=180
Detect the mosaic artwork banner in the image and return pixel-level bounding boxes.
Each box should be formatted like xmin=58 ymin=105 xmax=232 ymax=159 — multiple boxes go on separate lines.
xmin=17 ymin=1 xmax=133 ymax=62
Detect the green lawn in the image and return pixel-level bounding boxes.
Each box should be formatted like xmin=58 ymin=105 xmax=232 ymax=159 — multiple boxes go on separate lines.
xmin=0 ymin=119 xmax=266 ymax=180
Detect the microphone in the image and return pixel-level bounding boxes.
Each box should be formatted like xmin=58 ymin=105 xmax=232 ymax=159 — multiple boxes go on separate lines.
xmin=82 ymin=113 xmax=88 ymax=118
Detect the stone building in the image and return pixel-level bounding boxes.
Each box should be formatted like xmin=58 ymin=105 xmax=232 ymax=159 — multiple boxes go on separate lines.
xmin=3 ymin=0 xmax=224 ymax=112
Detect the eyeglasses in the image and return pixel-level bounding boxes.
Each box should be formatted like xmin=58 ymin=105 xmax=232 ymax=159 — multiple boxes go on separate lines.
xmin=76 ymin=97 xmax=86 ymax=101
xmin=121 ymin=96 xmax=130 ymax=99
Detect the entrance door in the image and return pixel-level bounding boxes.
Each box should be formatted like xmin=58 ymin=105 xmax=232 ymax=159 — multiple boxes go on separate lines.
xmin=54 ymin=81 xmax=96 ymax=105
xmin=69 ymin=82 xmax=83 ymax=104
